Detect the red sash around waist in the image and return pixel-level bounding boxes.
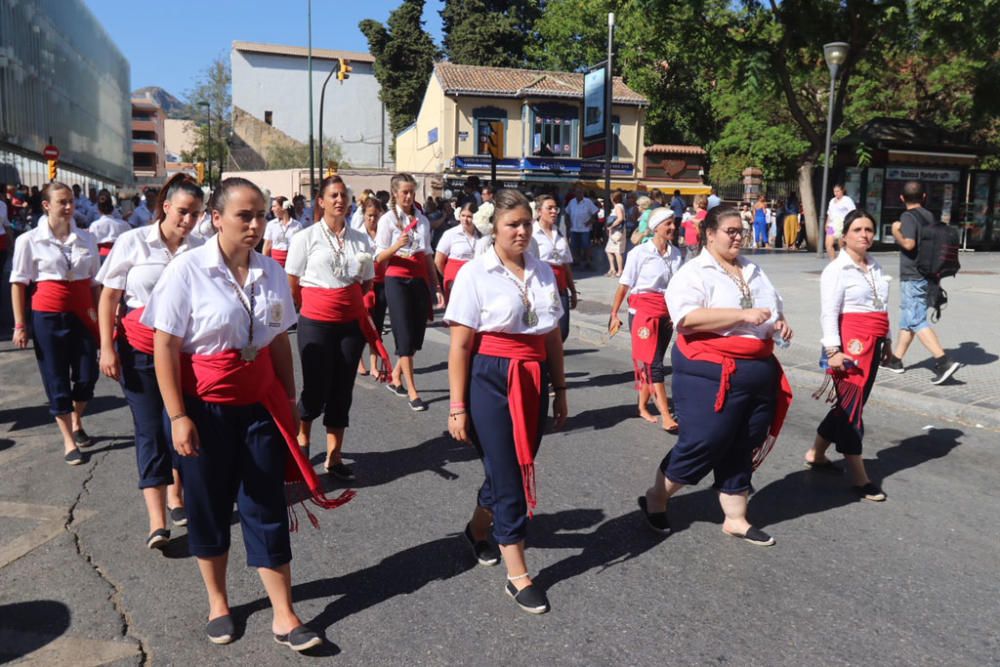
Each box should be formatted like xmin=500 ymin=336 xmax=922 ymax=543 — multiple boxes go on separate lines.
xmin=386 ymin=252 xmax=428 ymax=280
xmin=442 ymin=258 xmax=467 ymax=300
xmin=628 ymin=292 xmax=669 ymax=388
xmin=474 ymin=332 xmax=548 ymax=514
xmin=821 ymin=312 xmax=890 ymax=426
xmin=33 ymin=280 xmax=99 ymax=341
xmin=677 ymin=332 xmax=793 ymax=469
xmin=181 ymin=347 xmax=355 ymax=519
xmin=270 ymin=249 xmax=288 ymax=267
xmin=300 ymin=284 xmax=392 ymax=380
xmin=98 ymin=242 xmax=114 ymax=257
xmin=549 ymin=264 xmax=569 ymax=293
xmin=121 ymin=307 xmax=155 ymax=355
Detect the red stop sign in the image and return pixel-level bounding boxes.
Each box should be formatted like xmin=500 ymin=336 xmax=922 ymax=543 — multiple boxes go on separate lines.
xmin=42 ymin=144 xmax=60 ymax=160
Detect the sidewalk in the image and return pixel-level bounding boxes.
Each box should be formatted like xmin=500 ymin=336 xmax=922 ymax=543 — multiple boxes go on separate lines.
xmin=566 ymin=249 xmax=1000 ymax=430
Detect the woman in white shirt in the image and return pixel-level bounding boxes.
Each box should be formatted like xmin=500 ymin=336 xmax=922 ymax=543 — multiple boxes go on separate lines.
xmin=446 ymin=189 xmax=567 ymax=615
xmin=805 ymin=209 xmax=890 ymax=502
xmin=262 ymin=197 xmax=302 ymax=268
xmin=374 ymin=173 xmax=444 ymax=411
xmin=358 ymin=197 xmax=389 ymax=376
xmin=608 ymin=208 xmax=683 ymax=433
xmin=10 ymin=182 xmax=101 ymax=465
xmin=143 ymin=177 xmax=347 ymax=652
xmin=88 ymin=193 xmax=131 ymax=261
xmin=96 ymin=174 xmax=205 ymax=548
xmin=639 ymin=206 xmax=794 ymax=547
xmin=285 ymin=176 xmax=390 ymax=482
xmin=434 ymin=201 xmax=481 ymax=303
xmin=532 ymin=194 xmax=577 ymax=342
xmin=604 ymin=190 xmax=626 ymax=277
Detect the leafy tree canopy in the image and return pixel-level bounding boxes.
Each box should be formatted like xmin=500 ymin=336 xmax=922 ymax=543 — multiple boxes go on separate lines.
xmin=440 ymin=0 xmax=540 ymax=67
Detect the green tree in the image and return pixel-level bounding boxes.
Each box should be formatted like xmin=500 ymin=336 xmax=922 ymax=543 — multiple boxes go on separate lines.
xmin=264 ymin=138 xmax=349 ymax=171
xmin=360 ymin=0 xmax=439 ymax=147
xmin=525 ymin=0 xmax=608 ymax=72
xmin=181 ymin=56 xmax=231 ymax=181
xmin=441 ymin=0 xmax=540 ymax=67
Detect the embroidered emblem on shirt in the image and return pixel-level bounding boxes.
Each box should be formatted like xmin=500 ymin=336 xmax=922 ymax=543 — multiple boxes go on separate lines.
xmin=637 ymin=326 xmax=651 ymax=340
xmin=847 ymin=338 xmax=864 ymax=355
xmin=269 ymin=301 xmax=283 ymax=328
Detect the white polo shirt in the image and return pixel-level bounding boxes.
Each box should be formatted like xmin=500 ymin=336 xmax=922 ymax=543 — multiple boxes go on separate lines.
xmin=285 ymin=222 xmax=375 ymax=289
xmin=820 ymin=250 xmax=891 ymax=347
xmin=375 ymin=207 xmax=432 ymax=257
xmin=565 ymin=197 xmax=599 ymax=233
xmin=263 ymin=218 xmax=303 ymax=252
xmin=618 ymin=240 xmax=684 ymax=296
xmin=10 ymin=217 xmax=100 ymax=285
xmin=532 ymin=226 xmax=573 ymax=266
xmin=436 ymin=225 xmax=480 ymax=261
xmin=88 ymin=214 xmax=132 ymax=245
xmin=96 ymin=223 xmax=204 ymax=308
xmin=445 ymin=247 xmax=563 ymax=335
xmin=666 ymin=251 xmax=783 ymax=340
xmin=142 ymin=239 xmax=297 ymax=355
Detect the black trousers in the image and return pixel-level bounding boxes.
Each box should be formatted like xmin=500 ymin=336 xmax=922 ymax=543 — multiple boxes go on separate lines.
xmin=385 ymin=276 xmax=429 ymax=357
xmin=297 ymin=315 xmax=365 ymax=428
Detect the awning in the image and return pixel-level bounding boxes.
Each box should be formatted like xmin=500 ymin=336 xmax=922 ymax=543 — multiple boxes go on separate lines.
xmin=640 ymin=181 xmax=711 ymax=195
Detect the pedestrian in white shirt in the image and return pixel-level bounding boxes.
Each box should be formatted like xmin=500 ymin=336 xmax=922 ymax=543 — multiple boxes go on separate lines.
xmin=434 ymin=201 xmax=482 ymax=303
xmin=10 ymin=183 xmax=101 ymax=465
xmin=96 ymin=174 xmax=205 ymax=548
xmin=532 ymin=194 xmax=577 ymax=341
xmin=564 ymin=185 xmax=598 ymax=270
xmin=88 ymin=194 xmax=132 ymax=261
xmin=825 ymin=184 xmax=856 ymax=259
xmin=261 ymin=197 xmax=302 ymax=268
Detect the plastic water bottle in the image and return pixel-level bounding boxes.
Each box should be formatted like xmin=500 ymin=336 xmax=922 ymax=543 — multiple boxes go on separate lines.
xmin=773 ymin=331 xmax=790 ymax=349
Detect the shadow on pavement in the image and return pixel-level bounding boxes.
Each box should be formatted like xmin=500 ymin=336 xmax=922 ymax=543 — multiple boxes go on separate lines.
xmin=414 ymin=360 xmax=448 ymax=375
xmin=751 ymin=427 xmax=964 ymax=529
xmin=566 ymin=370 xmax=633 ymax=390
xmin=907 ymin=341 xmax=997 ymax=370
xmin=315 ymin=434 xmax=479 ymax=489
xmin=562 ymin=348 xmax=599 ymax=357
xmin=0 ymin=599 xmax=71 ymax=661
xmin=561 ymin=403 xmax=639 ymax=433
xmin=0 ymin=394 xmax=127 ymax=431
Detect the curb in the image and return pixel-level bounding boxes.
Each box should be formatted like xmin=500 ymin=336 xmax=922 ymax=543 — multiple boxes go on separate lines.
xmin=567 ymin=314 xmax=1000 ymax=432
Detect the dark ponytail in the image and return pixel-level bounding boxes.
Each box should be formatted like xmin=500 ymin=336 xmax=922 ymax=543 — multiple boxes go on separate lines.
xmin=155 ymin=173 xmax=204 ymax=223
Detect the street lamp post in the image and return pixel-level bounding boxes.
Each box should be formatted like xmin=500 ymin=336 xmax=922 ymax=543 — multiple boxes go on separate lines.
xmin=318 ymin=61 xmax=339 ymax=180
xmin=198 ymin=101 xmax=212 ymax=187
xmin=817 ymin=41 xmax=849 ymax=258
xmin=307 ymin=0 xmax=315 ymax=195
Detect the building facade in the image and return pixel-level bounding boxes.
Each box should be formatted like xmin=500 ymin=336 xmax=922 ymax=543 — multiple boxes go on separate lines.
xmin=230 ymin=41 xmax=391 ymax=170
xmin=131 ymin=97 xmax=166 ymax=184
xmin=0 ymin=0 xmax=131 ymax=189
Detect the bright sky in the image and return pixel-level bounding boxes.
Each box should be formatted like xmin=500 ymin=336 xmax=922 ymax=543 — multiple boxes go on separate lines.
xmin=83 ymin=0 xmax=445 ymax=100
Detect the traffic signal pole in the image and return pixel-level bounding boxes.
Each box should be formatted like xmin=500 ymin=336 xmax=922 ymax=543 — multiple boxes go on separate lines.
xmin=318 ymin=59 xmax=351 ymax=182
xmin=603 ymin=12 xmax=615 ymax=217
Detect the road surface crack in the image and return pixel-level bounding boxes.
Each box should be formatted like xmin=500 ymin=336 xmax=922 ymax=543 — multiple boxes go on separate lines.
xmin=65 ymin=446 xmax=150 ymax=666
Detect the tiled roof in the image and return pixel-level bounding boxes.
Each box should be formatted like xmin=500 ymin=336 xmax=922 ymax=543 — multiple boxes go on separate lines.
xmin=434 ymin=62 xmax=648 ymax=106
xmin=232 ymin=41 xmax=375 ymax=64
xmin=645 ymin=144 xmax=706 ymax=155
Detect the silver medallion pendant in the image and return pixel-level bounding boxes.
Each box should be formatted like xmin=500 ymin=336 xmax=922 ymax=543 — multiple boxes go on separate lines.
xmin=240 ymin=345 xmax=259 ymax=362
xmin=740 ymin=296 xmax=754 ymax=309
xmin=523 ymin=310 xmax=539 ymax=327
xmin=873 ymin=297 xmax=884 ymax=310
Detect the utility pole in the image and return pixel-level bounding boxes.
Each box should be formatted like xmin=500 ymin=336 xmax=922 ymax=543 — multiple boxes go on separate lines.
xmin=307 ymin=0 xmax=315 ymax=195
xmin=603 ymin=12 xmax=615 ymax=217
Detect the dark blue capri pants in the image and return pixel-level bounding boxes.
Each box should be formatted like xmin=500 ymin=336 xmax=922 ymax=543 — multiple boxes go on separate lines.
xmin=117 ymin=337 xmax=175 ymax=488
xmin=384 ymin=276 xmax=429 ymax=357
xmin=816 ymin=338 xmax=886 ymax=456
xmin=296 ymin=316 xmax=366 ymax=428
xmin=177 ymin=397 xmax=291 ymax=568
xmin=662 ymin=346 xmax=777 ymax=494
xmin=469 ymin=354 xmax=549 ymax=545
xmin=31 ymin=310 xmax=98 ymax=416
xmin=558 ymin=291 xmax=570 ymax=342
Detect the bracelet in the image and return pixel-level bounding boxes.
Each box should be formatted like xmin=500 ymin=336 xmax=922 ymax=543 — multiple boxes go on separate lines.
xmin=169 ymin=413 xmax=188 ymax=422
xmin=449 ymin=410 xmax=466 ymax=418
xmin=824 ymin=347 xmax=841 ymax=358
xmin=449 ymin=401 xmax=466 ymax=409
xmin=13 ymin=323 xmax=25 ymax=331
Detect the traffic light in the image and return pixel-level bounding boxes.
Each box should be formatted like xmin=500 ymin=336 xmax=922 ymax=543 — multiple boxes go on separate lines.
xmin=337 ymin=58 xmax=352 ymax=82
xmin=325 ymin=161 xmax=338 ymax=178
xmin=196 ymin=162 xmax=205 ymax=184
xmin=47 ymin=159 xmax=57 ymax=181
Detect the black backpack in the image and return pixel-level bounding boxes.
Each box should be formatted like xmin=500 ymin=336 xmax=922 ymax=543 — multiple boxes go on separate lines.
xmin=908 ymin=208 xmax=961 ymax=280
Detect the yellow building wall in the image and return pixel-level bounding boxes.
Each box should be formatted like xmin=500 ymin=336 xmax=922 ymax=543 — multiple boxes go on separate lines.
xmin=396 ymin=75 xmax=450 ymax=174
xmin=453 ymin=98 xmax=525 ymax=159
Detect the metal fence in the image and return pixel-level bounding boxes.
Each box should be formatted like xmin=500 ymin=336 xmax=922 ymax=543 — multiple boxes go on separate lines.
xmin=712 ymin=179 xmax=800 ymax=203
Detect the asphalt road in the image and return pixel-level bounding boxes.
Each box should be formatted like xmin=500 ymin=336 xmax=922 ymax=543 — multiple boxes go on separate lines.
xmin=0 ymin=320 xmax=997 ymax=666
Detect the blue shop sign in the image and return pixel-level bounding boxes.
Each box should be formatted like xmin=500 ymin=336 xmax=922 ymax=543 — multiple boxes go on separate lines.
xmin=454 ymin=156 xmax=521 ymax=171
xmin=452 ymin=155 xmax=635 ymax=176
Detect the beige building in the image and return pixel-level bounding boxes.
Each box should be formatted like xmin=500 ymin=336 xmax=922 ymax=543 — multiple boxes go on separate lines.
xmin=396 ymin=63 xmax=704 ymax=195
xmin=164 ymin=119 xmax=197 ymax=162
xmin=131 ymin=97 xmax=166 ymax=184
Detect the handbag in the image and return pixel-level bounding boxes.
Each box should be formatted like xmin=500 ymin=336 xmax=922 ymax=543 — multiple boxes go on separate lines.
xmin=630 ymin=227 xmax=647 ymax=245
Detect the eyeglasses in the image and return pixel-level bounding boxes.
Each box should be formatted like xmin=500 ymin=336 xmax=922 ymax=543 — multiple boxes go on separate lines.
xmin=718 ymin=227 xmax=744 ymax=238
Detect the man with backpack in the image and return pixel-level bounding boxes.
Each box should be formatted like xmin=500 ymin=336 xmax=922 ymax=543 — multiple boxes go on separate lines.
xmin=881 ymin=180 xmax=961 ymax=384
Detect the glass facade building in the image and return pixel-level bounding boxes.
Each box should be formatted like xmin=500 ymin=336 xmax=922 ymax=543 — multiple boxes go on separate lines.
xmin=0 ymin=0 xmax=131 ymax=188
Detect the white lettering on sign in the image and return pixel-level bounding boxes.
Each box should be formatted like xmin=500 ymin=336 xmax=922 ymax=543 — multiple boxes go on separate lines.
xmin=886 ymin=167 xmax=960 ymax=183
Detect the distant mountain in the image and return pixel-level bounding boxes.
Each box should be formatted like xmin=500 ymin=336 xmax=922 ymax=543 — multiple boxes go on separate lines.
xmin=132 ymin=87 xmax=187 ymax=118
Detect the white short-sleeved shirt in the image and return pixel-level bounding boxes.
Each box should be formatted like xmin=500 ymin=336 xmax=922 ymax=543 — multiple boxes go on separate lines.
xmin=820 ymin=250 xmax=891 ymax=347
xmin=375 ymin=207 xmax=432 ymax=257
xmin=349 ymin=207 xmax=366 ymax=232
xmin=189 ymin=213 xmax=216 ymax=240
xmin=10 ymin=218 xmax=100 ymax=285
xmin=532 ymin=226 xmax=573 ymax=266
xmin=263 ymin=219 xmax=303 ymax=252
xmin=130 ymin=203 xmax=153 ymax=229
xmin=285 ymin=222 xmax=375 ymax=288
xmin=96 ymin=224 xmax=204 ymax=309
xmin=565 ymin=197 xmax=599 ymax=233
xmin=445 ymin=247 xmax=563 ymax=335
xmin=88 ymin=214 xmax=131 ymax=245
xmin=666 ymin=251 xmax=783 ymax=340
xmin=826 ymin=195 xmax=856 ymax=236
xmin=141 ymin=239 xmax=297 ymax=355
xmin=436 ymin=225 xmax=480 ymax=261
xmin=618 ymin=240 xmax=684 ymax=297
